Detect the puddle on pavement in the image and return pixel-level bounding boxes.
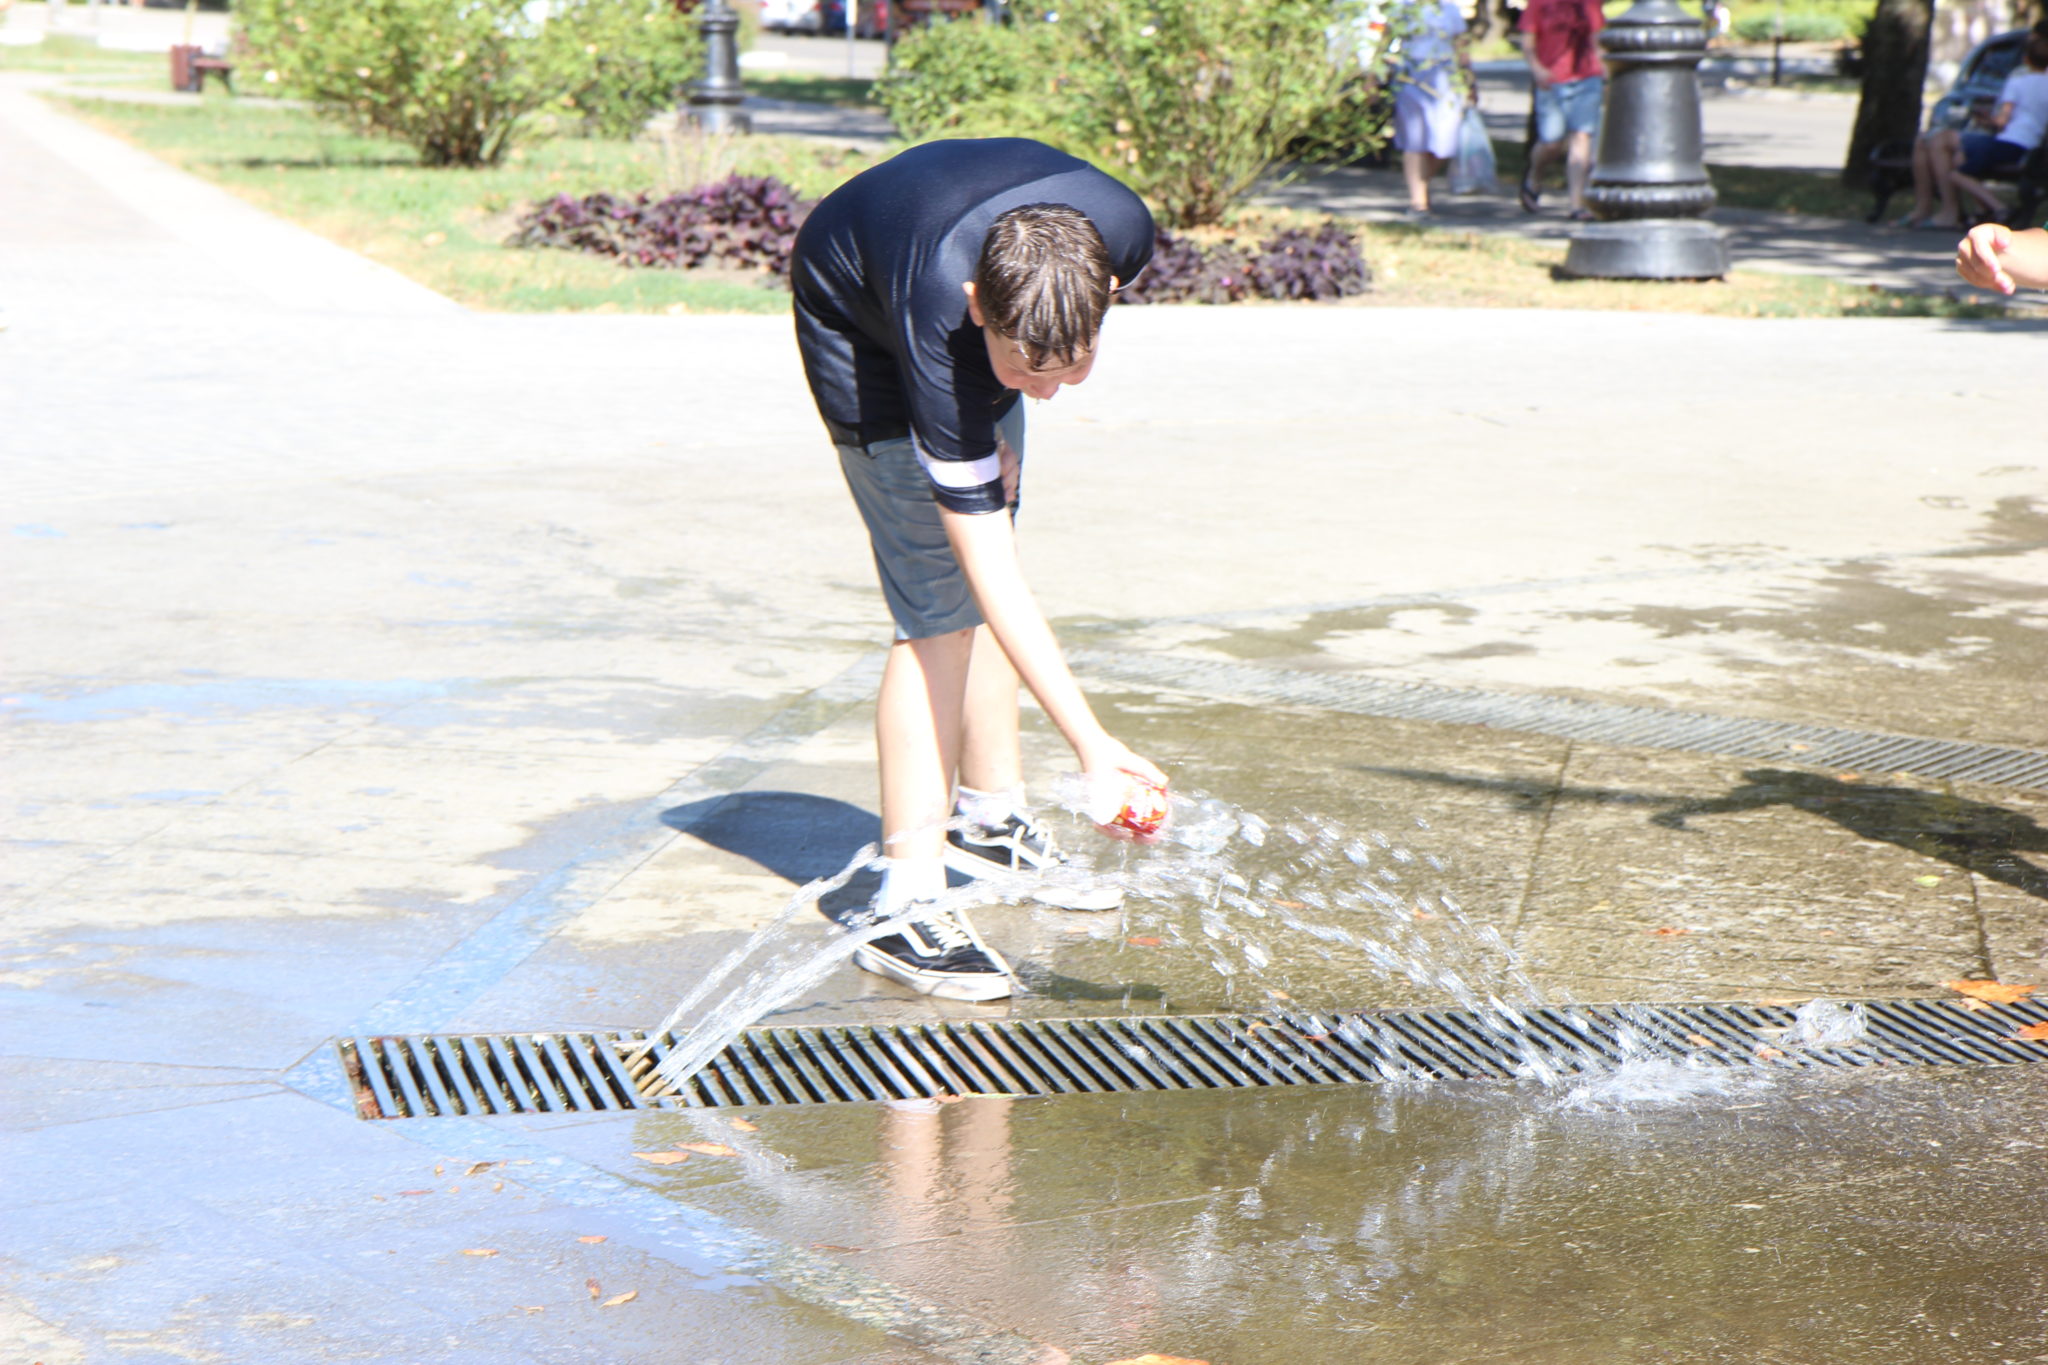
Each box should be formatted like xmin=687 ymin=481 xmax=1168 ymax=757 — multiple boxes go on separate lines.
xmin=605 ymin=1063 xmax=2048 ymax=1364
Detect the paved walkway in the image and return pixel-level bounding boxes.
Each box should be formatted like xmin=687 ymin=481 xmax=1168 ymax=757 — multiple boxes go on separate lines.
xmin=3 ymin=62 xmax=2047 ymax=1365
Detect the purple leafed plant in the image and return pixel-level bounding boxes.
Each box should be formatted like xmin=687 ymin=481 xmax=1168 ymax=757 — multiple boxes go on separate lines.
xmin=1117 ymin=224 xmax=1370 ymax=305
xmin=510 ymin=175 xmax=812 ymax=275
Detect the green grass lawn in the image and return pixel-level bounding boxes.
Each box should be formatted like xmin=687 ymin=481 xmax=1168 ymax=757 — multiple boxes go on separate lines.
xmin=743 ymin=72 xmax=877 ymax=109
xmin=47 ymin=84 xmax=2003 ymax=320
xmin=0 ymin=31 xmax=162 ymax=79
xmin=52 ymin=92 xmax=886 ymax=313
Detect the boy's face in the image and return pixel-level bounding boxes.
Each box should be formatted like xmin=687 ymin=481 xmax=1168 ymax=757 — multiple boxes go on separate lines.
xmin=963 ymin=282 xmax=1101 ymax=401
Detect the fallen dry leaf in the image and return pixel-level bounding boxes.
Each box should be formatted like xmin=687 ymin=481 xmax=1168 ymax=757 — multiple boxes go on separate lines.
xmin=633 ymin=1151 xmax=690 ymax=1166
xmin=396 ymin=1189 xmax=431 ymax=1197
xmin=1957 ymin=997 xmax=1993 ymax=1012
xmin=1754 ymin=1045 xmax=1786 ymax=1060
xmin=1648 ymin=926 xmax=1690 ymax=937
xmin=2012 ymin=1023 xmax=2048 ymax=1041
xmin=1266 ymin=989 xmax=1292 ymax=1002
xmin=464 ymin=1161 xmax=500 ymax=1178
xmin=434 ymin=1164 xmax=445 ymax=1177
xmin=1127 ymin=936 xmax=1165 ymax=947
xmin=600 ymin=1290 xmax=638 ymax=1308
xmin=811 ymin=1242 xmax=865 ymax=1253
xmin=675 ymin=1142 xmax=738 ymax=1158
xmin=462 ymin=1249 xmax=499 ymax=1258
xmin=1943 ymin=979 xmax=2038 ymax=1004
xmin=1837 ymin=772 xmax=1861 ymax=783
xmin=517 ymin=1306 xmax=545 ymax=1315
xmin=586 ymin=1278 xmax=601 ymax=1301
xmin=728 ymin=1117 xmax=760 ymax=1133
xmin=1104 ymin=1356 xmax=1211 ymax=1365
xmin=1685 ymin=1033 xmax=1714 ymax=1048
xmin=1271 ymin=900 xmax=1305 ymax=909
xmin=492 ymin=1181 xmax=504 ymax=1193
xmin=1412 ymin=909 xmax=1437 ymax=921
xmin=577 ymin=1235 xmax=607 ymax=1244
xmin=1914 ymin=875 xmax=1942 ymax=887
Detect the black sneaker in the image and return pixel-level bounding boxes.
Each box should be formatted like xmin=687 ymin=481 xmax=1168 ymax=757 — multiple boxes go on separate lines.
xmin=945 ymin=810 xmax=1124 ymax=912
xmin=852 ymin=910 xmax=1014 ymax=1002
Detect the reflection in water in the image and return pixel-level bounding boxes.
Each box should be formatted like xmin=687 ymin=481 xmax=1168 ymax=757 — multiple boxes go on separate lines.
xmin=788 ymin=1067 xmax=2048 ymax=1364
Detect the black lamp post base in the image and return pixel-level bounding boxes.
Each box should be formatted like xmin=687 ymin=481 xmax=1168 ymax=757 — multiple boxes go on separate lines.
xmin=1563 ymin=219 xmax=1730 ymax=280
xmin=686 ymin=104 xmax=753 ymax=135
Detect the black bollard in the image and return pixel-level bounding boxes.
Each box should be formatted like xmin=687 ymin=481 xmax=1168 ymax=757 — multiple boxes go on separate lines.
xmin=1563 ymin=0 xmax=1729 ymax=279
xmin=686 ymin=0 xmax=752 ymax=135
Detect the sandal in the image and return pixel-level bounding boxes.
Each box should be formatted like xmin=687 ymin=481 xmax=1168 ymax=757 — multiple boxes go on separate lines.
xmin=1519 ymin=171 xmax=1540 ymax=213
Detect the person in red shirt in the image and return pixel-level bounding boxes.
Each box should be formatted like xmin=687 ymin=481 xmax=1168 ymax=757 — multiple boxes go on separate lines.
xmin=1518 ymin=0 xmax=1607 ymax=219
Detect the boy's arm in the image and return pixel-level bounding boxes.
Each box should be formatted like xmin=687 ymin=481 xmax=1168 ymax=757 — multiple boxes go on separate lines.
xmin=940 ymin=504 xmax=1166 ymax=790
xmin=1956 ymin=224 xmax=2048 ymax=293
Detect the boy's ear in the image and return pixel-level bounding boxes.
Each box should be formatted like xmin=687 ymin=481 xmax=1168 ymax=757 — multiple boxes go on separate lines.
xmin=961 ymin=280 xmax=985 ymax=328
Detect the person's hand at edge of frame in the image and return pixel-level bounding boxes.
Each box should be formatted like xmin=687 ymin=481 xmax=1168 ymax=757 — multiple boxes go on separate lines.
xmin=1957 ymin=223 xmax=2020 ymax=294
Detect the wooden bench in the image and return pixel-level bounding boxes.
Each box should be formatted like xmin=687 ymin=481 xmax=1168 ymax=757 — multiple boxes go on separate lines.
xmin=169 ymin=44 xmax=234 ymax=95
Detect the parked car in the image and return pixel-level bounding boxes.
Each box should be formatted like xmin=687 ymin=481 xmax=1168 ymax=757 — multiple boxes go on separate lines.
xmin=1927 ymin=28 xmax=2030 ymax=132
xmin=759 ymin=0 xmax=846 ymax=36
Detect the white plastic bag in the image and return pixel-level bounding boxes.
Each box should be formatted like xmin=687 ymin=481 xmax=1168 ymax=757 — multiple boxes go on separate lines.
xmin=1448 ymin=106 xmax=1499 ymax=196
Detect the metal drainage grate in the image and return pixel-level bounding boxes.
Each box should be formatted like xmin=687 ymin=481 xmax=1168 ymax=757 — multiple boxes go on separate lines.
xmin=339 ymin=998 xmax=2048 ymax=1118
xmin=1067 ymin=649 xmax=2048 ymax=793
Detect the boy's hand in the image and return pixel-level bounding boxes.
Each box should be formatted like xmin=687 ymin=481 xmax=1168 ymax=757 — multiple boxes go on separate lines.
xmin=1955 ymin=223 xmax=2016 ymax=294
xmin=1076 ymin=737 xmax=1169 ymax=841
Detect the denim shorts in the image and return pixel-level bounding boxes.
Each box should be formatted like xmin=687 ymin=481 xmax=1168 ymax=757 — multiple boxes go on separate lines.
xmin=1534 ymin=76 xmax=1604 ymax=144
xmin=1959 ymin=132 xmax=2026 ymax=178
xmin=835 ymin=401 xmax=1025 ymax=641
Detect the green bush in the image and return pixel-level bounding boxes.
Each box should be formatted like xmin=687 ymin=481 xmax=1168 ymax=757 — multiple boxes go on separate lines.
xmin=237 ymin=0 xmax=700 ymax=166
xmin=876 ymin=0 xmax=1383 ymax=228
xmin=1732 ymin=8 xmax=1850 ymax=42
xmin=875 ymin=16 xmax=1069 ymax=142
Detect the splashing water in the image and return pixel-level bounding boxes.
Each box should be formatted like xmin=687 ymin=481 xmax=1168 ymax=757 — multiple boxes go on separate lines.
xmin=635 ymin=779 xmax=1769 ymax=1107
xmin=1787 ymin=998 xmax=1869 ymax=1049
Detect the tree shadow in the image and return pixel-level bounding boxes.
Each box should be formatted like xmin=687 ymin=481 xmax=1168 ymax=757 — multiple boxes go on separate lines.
xmin=660 ymin=790 xmax=880 ymax=923
xmin=1363 ymin=764 xmax=2048 ymax=900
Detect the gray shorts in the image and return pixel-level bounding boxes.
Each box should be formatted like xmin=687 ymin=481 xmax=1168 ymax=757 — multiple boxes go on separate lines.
xmin=836 ymin=402 xmax=1025 ymax=641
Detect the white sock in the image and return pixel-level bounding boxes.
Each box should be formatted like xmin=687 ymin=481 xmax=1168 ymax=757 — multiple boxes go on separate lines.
xmin=954 ymin=784 xmax=1025 ymax=829
xmin=877 ymin=858 xmax=946 ymax=918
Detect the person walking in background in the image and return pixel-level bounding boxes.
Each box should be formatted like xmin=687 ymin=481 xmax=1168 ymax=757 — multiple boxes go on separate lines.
xmin=1517 ymin=0 xmax=1607 ymax=219
xmin=1391 ymin=0 xmax=1473 ymax=217
xmin=790 ymin=138 xmax=1167 ymax=1003
xmin=1902 ymin=29 xmax=2048 ymax=229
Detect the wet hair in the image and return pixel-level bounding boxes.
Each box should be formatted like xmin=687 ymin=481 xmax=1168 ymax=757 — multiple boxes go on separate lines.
xmin=972 ymin=204 xmax=1112 ymax=370
xmin=2028 ymin=28 xmax=2048 ymax=71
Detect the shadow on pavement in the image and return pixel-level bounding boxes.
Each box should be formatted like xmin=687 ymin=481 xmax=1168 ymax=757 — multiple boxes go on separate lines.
xmin=660 ymin=790 xmax=881 ymax=920
xmin=1365 ymin=764 xmax=2048 ymax=900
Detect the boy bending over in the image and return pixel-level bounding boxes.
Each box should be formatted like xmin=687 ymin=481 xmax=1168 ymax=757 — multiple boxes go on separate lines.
xmin=791 ymin=138 xmax=1166 ymax=1002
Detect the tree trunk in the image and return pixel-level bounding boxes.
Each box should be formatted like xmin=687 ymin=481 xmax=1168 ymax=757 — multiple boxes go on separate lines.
xmin=1843 ymin=0 xmax=1933 ymax=187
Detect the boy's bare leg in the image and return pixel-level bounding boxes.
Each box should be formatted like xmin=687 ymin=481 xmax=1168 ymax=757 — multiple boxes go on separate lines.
xmin=1529 ymin=137 xmax=1564 ymax=192
xmin=876 ymin=629 xmax=974 ymax=866
xmin=958 ymin=624 xmax=1024 ymax=796
xmin=1565 ymin=129 xmax=1594 ymax=211
xmin=1402 ymin=150 xmax=1437 ymax=211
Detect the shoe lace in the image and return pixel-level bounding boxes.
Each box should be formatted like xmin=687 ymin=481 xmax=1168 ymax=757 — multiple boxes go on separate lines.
xmin=915 ymin=911 xmax=974 ymax=954
xmin=1005 ymin=810 xmax=1059 ymax=860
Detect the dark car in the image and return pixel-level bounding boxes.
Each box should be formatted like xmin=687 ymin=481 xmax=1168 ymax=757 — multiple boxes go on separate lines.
xmin=1927 ymin=28 xmax=2030 ymax=132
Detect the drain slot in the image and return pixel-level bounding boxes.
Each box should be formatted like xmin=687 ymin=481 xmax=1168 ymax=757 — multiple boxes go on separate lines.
xmin=338 ymin=999 xmax=2048 ymax=1119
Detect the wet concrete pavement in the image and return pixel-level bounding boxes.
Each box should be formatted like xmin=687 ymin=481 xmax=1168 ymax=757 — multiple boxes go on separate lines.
xmin=4 ymin=68 xmax=2048 ymax=1365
